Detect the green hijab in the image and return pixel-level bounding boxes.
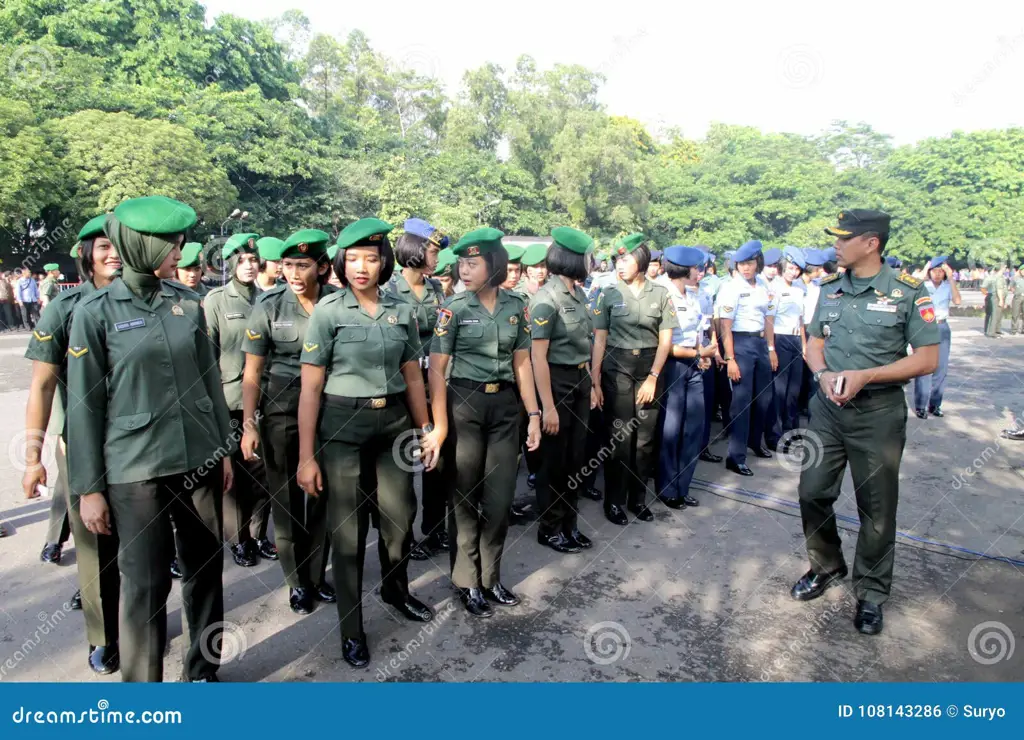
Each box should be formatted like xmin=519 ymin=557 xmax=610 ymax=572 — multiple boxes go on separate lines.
xmin=106 ymin=196 xmax=197 ymax=300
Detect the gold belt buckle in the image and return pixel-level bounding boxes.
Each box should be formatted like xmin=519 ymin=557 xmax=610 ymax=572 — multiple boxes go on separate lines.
xmin=631 ymin=349 xmax=640 ymax=356
xmin=370 ymin=397 xmax=387 ymax=409
xmin=577 ymin=362 xmax=587 ymax=369
xmin=484 ymin=382 xmax=500 ymax=394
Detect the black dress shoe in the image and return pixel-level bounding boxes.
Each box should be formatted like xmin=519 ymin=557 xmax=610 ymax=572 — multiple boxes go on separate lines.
xmin=537 ymin=531 xmax=581 ymax=554
xmin=40 ymin=543 xmax=62 ymax=564
xmin=231 ymin=542 xmax=258 ymax=567
xmin=790 ymin=566 xmax=848 ymax=601
xmin=526 ymin=473 xmax=536 ymax=489
xmin=342 ymin=636 xmax=370 ymax=667
xmin=749 ymin=446 xmax=773 ymax=459
xmin=385 ymin=595 xmax=434 ymax=622
xmin=433 ymin=530 xmax=451 ymax=552
xmin=914 ymin=408 xmax=927 ymax=419
xmin=854 ymin=600 xmax=883 ymax=635
xmin=483 ymin=583 xmax=521 ymax=606
xmin=658 ymin=495 xmax=686 ymax=510
xmin=628 ymin=504 xmax=654 ymax=522
xmin=929 ymin=407 xmax=944 ymax=418
xmin=70 ymin=590 xmax=83 ymax=610
xmin=726 ymin=459 xmax=754 ymax=476
xmin=457 ymin=587 xmax=493 ymax=618
xmin=604 ymin=504 xmax=628 ymax=525
xmin=256 ymin=538 xmax=279 ymax=560
xmin=567 ymin=529 xmax=592 ymax=549
xmin=681 ymin=495 xmax=699 ymax=507
xmin=408 ymin=539 xmax=431 ymax=561
xmin=699 ymin=450 xmax=723 ymax=463
xmin=169 ymin=558 xmax=183 ymax=579
xmin=289 ymin=587 xmax=314 ymax=615
xmin=765 ymin=440 xmax=779 ymax=452
xmin=580 ymin=487 xmax=602 ymax=501
xmin=315 ymin=582 xmax=336 ymax=603
xmin=88 ymin=644 xmax=119 ymax=675
xmin=713 ymin=409 xmax=723 ymax=422
xmin=508 ymin=504 xmax=533 ymax=526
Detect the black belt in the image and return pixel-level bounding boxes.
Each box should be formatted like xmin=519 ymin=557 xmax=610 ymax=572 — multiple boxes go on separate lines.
xmin=323 ymin=393 xmax=404 ymax=410
xmin=732 ymin=331 xmax=764 ymax=338
xmin=608 ymin=346 xmax=657 ymax=357
xmin=550 ymin=362 xmax=589 ymax=370
xmin=266 ymin=375 xmax=301 ymax=393
xmin=450 ymin=378 xmax=515 ymax=394
xmin=851 ymin=385 xmax=904 ymax=401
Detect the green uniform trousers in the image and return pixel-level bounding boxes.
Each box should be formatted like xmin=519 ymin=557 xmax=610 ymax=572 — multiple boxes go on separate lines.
xmin=419 ymin=367 xmax=453 ymax=540
xmin=797 ymin=387 xmax=907 ymax=605
xmin=985 ymin=295 xmax=1003 ymax=336
xmin=601 ymin=348 xmax=659 ymax=511
xmin=261 ymin=382 xmax=328 ymax=590
xmin=447 ymin=384 xmax=520 ymax=589
xmin=107 ymin=468 xmax=223 ymax=682
xmin=1011 ymin=294 xmax=1024 ymax=334
xmin=223 ymin=409 xmax=270 ymax=545
xmin=537 ymin=365 xmax=592 ymax=537
xmin=319 ymin=395 xmax=415 ymax=639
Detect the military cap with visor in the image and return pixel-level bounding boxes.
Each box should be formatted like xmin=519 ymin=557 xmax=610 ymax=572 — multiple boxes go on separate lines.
xmin=403 ymin=218 xmax=448 ymax=248
xmin=824 ymin=209 xmax=891 ymax=238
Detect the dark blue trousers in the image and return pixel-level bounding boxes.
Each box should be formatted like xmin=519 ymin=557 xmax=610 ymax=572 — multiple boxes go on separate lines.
xmin=657 ymin=358 xmax=705 ymax=500
xmin=728 ymin=334 xmax=772 ymax=465
xmin=913 ymin=321 xmax=951 ymax=411
xmin=770 ymin=334 xmax=804 ymax=441
xmin=701 ymin=357 xmax=716 ymax=451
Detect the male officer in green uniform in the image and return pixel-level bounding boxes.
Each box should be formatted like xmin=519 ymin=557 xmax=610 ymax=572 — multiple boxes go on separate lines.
xmin=175 ymin=242 xmax=208 ymax=296
xmin=39 ymin=263 xmax=61 ymax=307
xmin=792 ymin=209 xmax=939 ymax=635
xmin=1009 ymin=265 xmax=1024 ymax=334
xmin=501 ymin=243 xmax=525 ymax=293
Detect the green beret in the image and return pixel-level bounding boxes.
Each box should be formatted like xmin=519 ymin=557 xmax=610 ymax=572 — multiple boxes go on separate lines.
xmin=521 ymin=243 xmax=549 ymax=267
xmin=326 ymin=244 xmax=339 ymax=261
xmin=178 ymin=242 xmax=203 ymax=268
xmin=78 ymin=214 xmax=108 ymax=241
xmin=335 ymin=218 xmax=394 ymax=249
xmin=503 ymin=243 xmax=525 ymax=262
xmin=551 ymin=226 xmax=593 ymax=255
xmin=256 ymin=236 xmax=284 ymax=261
xmin=113 ymin=195 xmax=197 ymax=235
xmin=282 ymin=228 xmax=331 ymax=260
xmin=43 ymin=263 xmax=60 ymax=272
xmin=70 ymin=244 xmax=80 ymax=258
xmin=222 ymin=232 xmax=261 ymax=260
xmin=453 ymin=227 xmax=505 ymax=257
xmin=434 ymin=247 xmax=457 ymax=276
xmin=613 ymin=233 xmax=646 ymax=256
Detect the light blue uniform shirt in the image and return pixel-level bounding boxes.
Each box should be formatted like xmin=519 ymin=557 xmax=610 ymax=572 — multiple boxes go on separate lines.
xmin=696 ymin=284 xmax=715 ymax=346
xmin=717 ymin=275 xmax=776 ymax=332
xmin=771 ymin=277 xmax=806 ymax=335
xmin=924 ymin=279 xmax=952 ymax=321
xmin=667 ymin=282 xmax=703 ymax=348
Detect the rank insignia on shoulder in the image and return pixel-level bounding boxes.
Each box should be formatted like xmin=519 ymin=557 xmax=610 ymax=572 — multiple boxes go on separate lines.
xmin=896 ymin=274 xmax=922 ymax=288
xmin=245 ymin=329 xmax=262 ymax=340
xmin=171 ymin=304 xmax=184 ymax=316
xmin=302 ymin=342 xmax=318 ymax=352
xmin=434 ymin=327 xmax=448 ymax=337
xmin=387 ymin=314 xmax=398 ymax=324
xmin=32 ymin=330 xmax=53 ymax=342
xmin=534 ymin=317 xmax=549 ymax=326
xmin=68 ymin=346 xmax=88 ymax=358
xmin=437 ymin=308 xmax=453 ymax=328
xmin=820 ymin=274 xmax=841 ymax=284
xmin=722 ymin=306 xmax=734 ymax=312
xmin=509 ymin=315 xmax=518 ymax=325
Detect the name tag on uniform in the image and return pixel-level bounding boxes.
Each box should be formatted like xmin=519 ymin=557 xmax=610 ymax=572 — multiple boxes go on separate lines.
xmin=866 ymin=303 xmax=897 ymax=313
xmin=739 ymin=292 xmax=751 ymax=298
xmin=613 ymin=303 xmax=626 ymax=308
xmin=561 ymin=306 xmax=577 ymax=313
xmin=822 ymin=300 xmax=840 ymax=306
xmin=273 ymin=321 xmax=294 ymax=328
xmin=225 ymin=312 xmax=245 ymax=320
xmin=459 ymin=318 xmax=480 ymax=325
xmin=114 ymin=318 xmax=146 ymax=332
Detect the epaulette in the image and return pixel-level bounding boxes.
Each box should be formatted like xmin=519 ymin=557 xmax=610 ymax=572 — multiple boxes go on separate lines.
xmin=820 ymin=273 xmax=841 ymax=284
xmin=896 ymin=274 xmax=922 ymax=288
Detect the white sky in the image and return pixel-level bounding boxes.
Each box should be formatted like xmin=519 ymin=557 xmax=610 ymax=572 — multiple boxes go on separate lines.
xmin=204 ymin=0 xmax=1024 ymax=144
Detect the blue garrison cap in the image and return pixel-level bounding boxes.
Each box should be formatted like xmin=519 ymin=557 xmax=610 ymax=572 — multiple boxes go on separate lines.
xmin=649 ymin=249 xmax=663 ymax=262
xmin=763 ymin=247 xmax=783 ymax=266
xmin=927 ymin=255 xmax=949 ymax=270
xmin=664 ymin=246 xmax=705 ymax=268
xmin=804 ymin=248 xmax=825 ymax=267
xmin=820 ymin=247 xmax=837 ymax=263
xmin=884 ymin=255 xmax=902 ymax=269
xmin=403 ymin=218 xmax=449 ymax=248
xmin=783 ymin=245 xmax=806 ymax=269
xmin=734 ymin=240 xmax=763 ymax=263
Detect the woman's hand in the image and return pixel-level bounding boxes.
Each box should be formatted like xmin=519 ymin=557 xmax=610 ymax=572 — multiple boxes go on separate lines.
xmin=296 ymin=458 xmax=323 ymax=497
xmin=222 ymin=457 xmax=234 ymax=494
xmin=727 ymin=358 xmax=741 ymax=382
xmin=636 ymin=376 xmax=657 ymax=405
xmin=420 ymin=428 xmax=446 ymax=471
xmin=241 ymin=427 xmax=260 ymax=461
xmin=80 ymin=493 xmax=111 ymax=535
xmin=769 ymin=349 xmax=778 ymax=372
xmin=526 ymin=416 xmax=542 ymax=450
xmin=591 ymin=384 xmax=604 ymax=409
xmin=542 ymin=407 xmax=560 ymax=436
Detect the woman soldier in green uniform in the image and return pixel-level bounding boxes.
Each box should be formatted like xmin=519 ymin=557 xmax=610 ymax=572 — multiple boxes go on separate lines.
xmin=68 ymin=196 xmax=234 ymax=683
xmin=591 ymin=233 xmax=675 ymax=524
xmin=23 ymin=214 xmax=121 ymax=674
xmin=425 ymin=228 xmax=541 ymax=616
xmin=204 ymin=233 xmax=276 ymax=568
xmin=297 ymin=218 xmax=437 ymax=668
xmin=530 ymin=227 xmax=596 ymax=553
xmin=520 ymin=243 xmax=549 ymax=296
xmin=175 ymin=242 xmax=208 ymax=296
xmin=435 ymin=248 xmax=458 ymax=297
xmin=240 ymin=229 xmax=336 ymax=616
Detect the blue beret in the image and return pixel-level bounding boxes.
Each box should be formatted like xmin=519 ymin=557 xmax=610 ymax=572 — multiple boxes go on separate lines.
xmin=804 ymin=249 xmax=825 ymax=267
xmin=884 ymin=255 xmax=902 ymax=268
xmin=763 ymin=247 xmax=783 ymax=266
xmin=664 ymin=245 xmax=705 ymax=268
xmin=783 ymin=246 xmax=806 ymax=269
xmin=649 ymin=249 xmax=663 ymax=262
xmin=403 ymin=218 xmax=449 ymax=248
xmin=734 ymin=240 xmax=763 ymax=263
xmin=927 ymin=255 xmax=948 ymax=270
xmin=821 ymin=247 xmax=837 ymax=263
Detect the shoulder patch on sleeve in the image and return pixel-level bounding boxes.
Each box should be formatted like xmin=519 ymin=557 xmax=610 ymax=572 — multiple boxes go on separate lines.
xmin=915 ymin=296 xmax=932 ymax=306
xmin=68 ymin=346 xmax=88 ymax=358
xmin=437 ymin=307 xmax=453 ymax=328
xmin=896 ymin=274 xmax=922 ymax=288
xmin=302 ymin=342 xmax=319 ymax=352
xmin=819 ymin=273 xmax=841 ymax=284
xmin=245 ymin=329 xmax=262 ymax=340
xmin=32 ymin=330 xmax=53 ymax=342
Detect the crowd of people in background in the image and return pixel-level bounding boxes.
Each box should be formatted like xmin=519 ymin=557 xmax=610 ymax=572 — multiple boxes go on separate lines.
xmin=0 ymin=266 xmax=69 ymax=332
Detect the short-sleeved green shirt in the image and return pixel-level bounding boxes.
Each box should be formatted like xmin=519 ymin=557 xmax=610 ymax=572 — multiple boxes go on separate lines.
xmin=1012 ymin=275 xmax=1024 ymax=293
xmin=529 ymin=277 xmax=593 ymax=366
xmin=203 ymin=280 xmax=260 ymax=410
xmin=242 ymin=284 xmax=337 ymax=382
xmin=431 ymin=289 xmax=531 ymax=382
xmin=40 ymin=277 xmax=59 ymax=302
xmin=809 ymin=264 xmax=940 ymax=389
xmin=387 ymin=272 xmax=444 ymax=357
xmin=591 ymin=278 xmax=675 ymax=349
xmin=301 ymin=288 xmax=420 ymax=397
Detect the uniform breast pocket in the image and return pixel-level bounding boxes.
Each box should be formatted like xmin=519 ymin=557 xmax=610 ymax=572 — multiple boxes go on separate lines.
xmin=335 ymin=327 xmax=368 ymax=343
xmin=860 ymin=309 xmax=902 ymax=333
xmin=498 ymin=322 xmax=518 ymax=353
xmin=387 ymin=325 xmax=409 ymax=341
xmin=271 ymin=323 xmax=300 ymax=351
xmin=610 ymin=304 xmax=630 ymax=317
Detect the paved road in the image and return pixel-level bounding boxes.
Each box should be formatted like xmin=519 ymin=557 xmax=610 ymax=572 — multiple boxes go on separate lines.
xmin=1 ymin=317 xmax=1022 ymax=682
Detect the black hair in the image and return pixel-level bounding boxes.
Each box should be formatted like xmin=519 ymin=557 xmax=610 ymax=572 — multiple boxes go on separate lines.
xmin=546 ymin=243 xmax=589 ymax=282
xmin=227 ymin=248 xmax=260 ymax=282
xmin=332 ymin=236 xmax=396 ymax=287
xmin=482 ymin=248 xmax=509 ymax=289
xmin=755 ymin=253 xmax=765 ymax=273
xmin=632 ymin=245 xmax=651 ymax=276
xmin=861 ymin=231 xmax=890 ymax=254
xmin=394 ymin=233 xmax=432 ymax=270
xmin=664 ymin=262 xmax=692 ymax=280
xmin=822 ymin=260 xmax=838 ymax=275
xmin=78 ymin=237 xmax=99 ymax=282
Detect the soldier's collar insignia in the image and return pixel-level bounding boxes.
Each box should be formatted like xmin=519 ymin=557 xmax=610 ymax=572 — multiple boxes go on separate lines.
xmin=387 ymin=314 xmax=398 ymax=324
xmin=891 ymin=289 xmax=903 ymax=298
xmin=509 ymin=315 xmax=518 ymax=325
xmin=171 ymin=304 xmax=184 ymax=316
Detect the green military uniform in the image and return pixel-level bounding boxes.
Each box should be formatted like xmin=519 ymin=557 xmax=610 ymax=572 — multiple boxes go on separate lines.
xmin=1010 ymin=269 xmax=1024 ymax=334
xmin=242 ymin=230 xmax=336 ymax=600
xmin=301 ymin=218 xmax=428 ymax=652
xmin=204 ymin=233 xmax=271 ymax=558
xmin=799 ymin=210 xmax=940 ymax=609
xmin=433 ymin=228 xmax=532 ymax=594
xmin=40 ymin=264 xmax=60 ymax=304
xmin=66 ymin=196 xmax=232 ymax=682
xmin=177 ymin=242 xmax=210 ymax=297
xmin=530 ymin=227 xmax=595 ymax=545
xmin=25 ymin=276 xmax=119 ymax=657
xmin=592 ymin=234 xmax=675 ymax=519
